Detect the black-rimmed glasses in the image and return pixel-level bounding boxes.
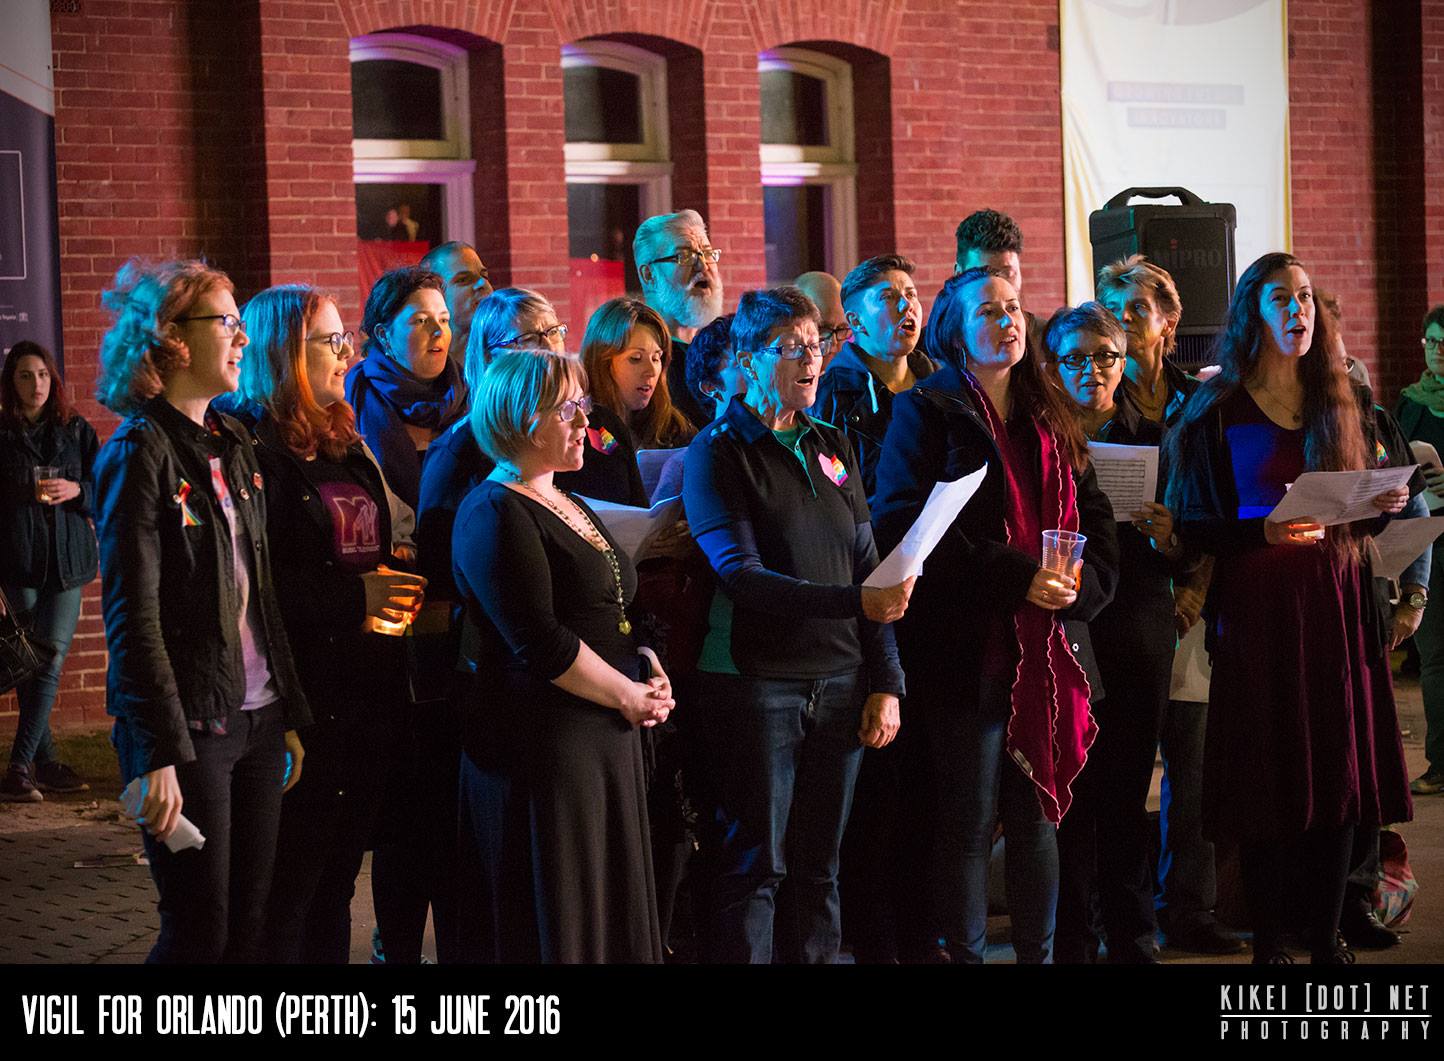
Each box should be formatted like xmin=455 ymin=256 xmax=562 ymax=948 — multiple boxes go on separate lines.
xmin=500 ymin=323 xmax=569 ymax=349
xmin=820 ymin=325 xmax=853 ymax=348
xmin=307 ymin=331 xmax=355 ymax=356
xmin=1054 ymin=351 xmax=1123 ymax=372
xmin=642 ymin=247 xmax=722 ymax=271
xmin=176 ymin=313 xmax=244 ymax=336
xmin=756 ymin=340 xmax=824 ymax=361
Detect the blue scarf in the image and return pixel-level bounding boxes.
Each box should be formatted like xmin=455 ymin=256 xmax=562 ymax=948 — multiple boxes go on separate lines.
xmin=345 ymin=350 xmax=467 ymax=509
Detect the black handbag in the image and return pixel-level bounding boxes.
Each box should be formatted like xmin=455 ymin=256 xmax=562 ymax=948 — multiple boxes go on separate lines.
xmin=0 ymin=584 xmax=42 ymax=695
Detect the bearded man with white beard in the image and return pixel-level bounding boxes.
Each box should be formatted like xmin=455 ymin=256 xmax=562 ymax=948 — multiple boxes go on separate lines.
xmin=635 ymin=209 xmax=726 ymax=430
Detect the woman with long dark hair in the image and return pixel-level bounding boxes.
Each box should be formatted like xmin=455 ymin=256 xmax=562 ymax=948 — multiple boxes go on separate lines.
xmin=0 ymin=342 xmax=98 ymax=802
xmin=93 ymin=259 xmax=310 ymax=962
xmin=871 ymin=267 xmax=1119 ymax=964
xmin=1165 ymin=251 xmax=1413 ymax=963
xmin=581 ymin=297 xmax=695 ymax=451
xmin=226 ymin=283 xmax=425 ymax=962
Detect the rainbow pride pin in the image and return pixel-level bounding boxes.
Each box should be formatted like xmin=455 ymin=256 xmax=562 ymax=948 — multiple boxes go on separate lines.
xmin=818 ymin=453 xmax=848 ymax=487
xmin=588 ymin=426 xmax=618 ymax=455
xmin=174 ymin=480 xmax=203 ymax=527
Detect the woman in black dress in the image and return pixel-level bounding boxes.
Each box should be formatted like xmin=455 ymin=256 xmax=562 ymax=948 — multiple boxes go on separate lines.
xmin=1166 ymin=251 xmax=1413 ymax=963
xmin=452 ymin=348 xmax=674 ymax=962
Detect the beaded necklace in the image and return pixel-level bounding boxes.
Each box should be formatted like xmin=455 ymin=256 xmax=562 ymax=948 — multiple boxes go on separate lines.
xmin=505 ymin=470 xmax=632 ymax=635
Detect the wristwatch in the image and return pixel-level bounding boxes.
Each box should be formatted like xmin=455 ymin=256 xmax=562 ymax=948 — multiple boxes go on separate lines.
xmin=1406 ymin=590 xmax=1429 ymax=610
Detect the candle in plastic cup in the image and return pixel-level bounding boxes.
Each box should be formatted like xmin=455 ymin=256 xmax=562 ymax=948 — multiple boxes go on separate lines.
xmin=33 ymin=466 xmax=59 ymax=503
xmin=1041 ymin=529 xmax=1087 ymax=577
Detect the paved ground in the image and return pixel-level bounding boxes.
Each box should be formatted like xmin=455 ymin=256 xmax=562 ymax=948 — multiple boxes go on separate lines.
xmin=2 ymin=678 xmax=1440 ymax=965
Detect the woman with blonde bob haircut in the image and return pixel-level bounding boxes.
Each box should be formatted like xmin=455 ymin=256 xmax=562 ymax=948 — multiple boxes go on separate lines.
xmin=452 ymin=348 xmax=674 ymax=963
xmin=93 ymin=258 xmax=310 ymax=963
xmin=582 ymin=297 xmax=695 ymax=450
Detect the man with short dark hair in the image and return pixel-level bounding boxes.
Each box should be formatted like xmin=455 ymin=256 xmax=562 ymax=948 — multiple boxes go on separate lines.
xmin=419 ymin=241 xmax=493 ymax=364
xmin=636 ymin=209 xmax=724 ymax=430
xmin=811 ymin=255 xmax=934 ymax=499
xmin=954 ymin=208 xmax=1025 ymax=292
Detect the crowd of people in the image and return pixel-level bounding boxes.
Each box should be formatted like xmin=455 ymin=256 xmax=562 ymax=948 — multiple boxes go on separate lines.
xmin=0 ymin=205 xmax=1433 ymax=966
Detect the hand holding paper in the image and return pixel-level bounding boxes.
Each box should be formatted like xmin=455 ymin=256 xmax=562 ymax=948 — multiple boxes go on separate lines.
xmin=1267 ymin=466 xmax=1417 ymax=527
xmin=864 ymin=465 xmax=988 ymax=588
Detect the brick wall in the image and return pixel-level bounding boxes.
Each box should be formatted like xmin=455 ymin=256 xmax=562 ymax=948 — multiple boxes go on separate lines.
xmin=8 ymin=0 xmax=1442 ymax=737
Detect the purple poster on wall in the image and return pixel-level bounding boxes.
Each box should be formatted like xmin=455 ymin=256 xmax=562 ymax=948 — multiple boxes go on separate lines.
xmin=0 ymin=2 xmax=63 ymax=368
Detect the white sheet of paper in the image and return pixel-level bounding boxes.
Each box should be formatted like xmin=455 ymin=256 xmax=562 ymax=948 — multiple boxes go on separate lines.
xmin=576 ymin=494 xmax=682 ymax=562
xmin=1409 ymin=439 xmax=1444 ymax=513
xmin=1087 ymin=441 xmax=1158 ymax=518
xmin=1169 ymin=622 xmax=1211 ymax=703
xmin=1267 ymin=465 xmax=1417 ymax=527
xmin=1366 ymin=516 xmax=1444 ymax=581
xmin=637 ymin=447 xmax=683 ymax=503
xmin=864 ymin=465 xmax=988 ymax=588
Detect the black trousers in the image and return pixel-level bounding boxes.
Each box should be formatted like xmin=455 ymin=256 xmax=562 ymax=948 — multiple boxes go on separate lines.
xmin=1240 ymin=824 xmax=1354 ymax=959
xmin=1055 ymin=649 xmax=1169 ymax=963
xmin=121 ymin=703 xmax=287 ymax=964
xmin=263 ymin=714 xmax=390 ymax=963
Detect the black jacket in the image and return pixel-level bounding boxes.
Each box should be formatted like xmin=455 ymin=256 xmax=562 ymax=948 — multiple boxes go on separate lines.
xmin=0 ymin=414 xmax=100 ymax=591
xmin=871 ymin=364 xmax=1120 ymax=700
xmin=95 ymin=397 xmax=310 ymax=774
xmin=810 ymin=342 xmax=938 ymax=503
xmin=239 ymin=410 xmax=408 ymax=724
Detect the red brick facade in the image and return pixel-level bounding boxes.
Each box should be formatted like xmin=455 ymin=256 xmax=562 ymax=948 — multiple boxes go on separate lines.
xmin=8 ymin=0 xmax=1444 ymax=734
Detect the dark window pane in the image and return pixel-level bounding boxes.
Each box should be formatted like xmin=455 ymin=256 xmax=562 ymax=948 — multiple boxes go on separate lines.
xmin=568 ymin=183 xmax=643 ymax=328
xmin=565 ymin=66 xmax=643 ymax=144
xmin=760 ymin=69 xmax=828 ymax=146
xmin=351 ymin=60 xmax=444 ymax=141
xmin=763 ymin=184 xmax=828 ymax=283
xmin=355 ymin=183 xmax=443 ymax=246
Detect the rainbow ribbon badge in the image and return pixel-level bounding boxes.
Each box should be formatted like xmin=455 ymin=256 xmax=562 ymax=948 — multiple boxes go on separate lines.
xmin=588 ymin=426 xmax=618 ymax=455
xmin=1375 ymin=439 xmax=1389 ymax=466
xmin=818 ymin=453 xmax=848 ymax=487
xmin=174 ymin=479 xmax=203 ymax=527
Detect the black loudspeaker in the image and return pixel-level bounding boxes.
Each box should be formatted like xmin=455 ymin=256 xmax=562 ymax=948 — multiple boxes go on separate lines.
xmin=1089 ymin=187 xmax=1237 ymax=368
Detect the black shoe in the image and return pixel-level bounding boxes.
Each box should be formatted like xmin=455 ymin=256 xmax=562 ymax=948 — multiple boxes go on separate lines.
xmin=1 ymin=763 xmax=43 ymax=803
xmin=1339 ymin=904 xmax=1401 ymax=950
xmin=1252 ymin=946 xmax=1295 ymax=965
xmin=1410 ymin=768 xmax=1444 ymax=796
xmin=1312 ymin=939 xmax=1357 ymax=965
xmin=1165 ymin=920 xmax=1247 ymax=955
xmin=33 ymin=760 xmax=89 ymax=794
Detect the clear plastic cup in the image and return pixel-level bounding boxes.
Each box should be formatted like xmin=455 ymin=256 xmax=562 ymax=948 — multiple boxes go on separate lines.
xmin=33 ymin=466 xmax=59 ymax=503
xmin=1041 ymin=529 xmax=1087 ymax=577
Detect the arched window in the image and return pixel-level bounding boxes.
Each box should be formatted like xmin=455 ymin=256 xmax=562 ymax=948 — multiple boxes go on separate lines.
xmin=350 ymin=33 xmax=477 ymax=291
xmin=563 ymin=40 xmax=673 ymax=325
xmin=758 ymin=48 xmax=857 ymax=283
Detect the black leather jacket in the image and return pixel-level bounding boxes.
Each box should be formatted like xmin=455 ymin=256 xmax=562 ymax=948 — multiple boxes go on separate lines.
xmin=95 ymin=397 xmax=310 ymax=774
xmin=0 ymin=413 xmax=100 ymax=591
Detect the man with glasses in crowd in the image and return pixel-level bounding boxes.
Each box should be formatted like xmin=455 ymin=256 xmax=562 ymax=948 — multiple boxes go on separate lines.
xmin=635 ymin=209 xmax=725 ymax=429
xmin=794 ymin=271 xmax=851 ymax=375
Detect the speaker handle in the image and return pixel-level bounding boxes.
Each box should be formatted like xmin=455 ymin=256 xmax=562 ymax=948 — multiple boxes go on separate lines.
xmin=1102 ymin=186 xmax=1206 ymax=209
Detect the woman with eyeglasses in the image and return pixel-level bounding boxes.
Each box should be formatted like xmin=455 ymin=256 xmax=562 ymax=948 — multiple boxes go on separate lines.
xmin=345 ymin=265 xmax=467 ymax=513
xmin=1166 ymin=252 xmax=1413 ymax=963
xmin=1044 ymin=302 xmax=1184 ymax=964
xmin=682 ymin=286 xmax=912 ymax=964
xmin=871 ymin=269 xmax=1120 ymax=965
xmin=0 ymin=341 xmax=99 ymax=803
xmin=93 ymin=259 xmax=311 ymax=962
xmin=1395 ymin=304 xmax=1444 ymax=798
xmin=215 ymin=283 xmax=426 ymax=962
xmin=452 ymin=348 xmax=674 ymax=962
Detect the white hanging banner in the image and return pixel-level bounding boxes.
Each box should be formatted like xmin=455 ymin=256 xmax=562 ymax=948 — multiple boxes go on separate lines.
xmin=1060 ymin=0 xmax=1291 ymax=303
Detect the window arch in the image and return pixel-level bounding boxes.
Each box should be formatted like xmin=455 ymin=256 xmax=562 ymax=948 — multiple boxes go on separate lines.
xmin=563 ymin=40 xmax=674 ymax=325
xmin=758 ymin=47 xmax=858 ymax=283
xmin=350 ymin=33 xmax=477 ymax=291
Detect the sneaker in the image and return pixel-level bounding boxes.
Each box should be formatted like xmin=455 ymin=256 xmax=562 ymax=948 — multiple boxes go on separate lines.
xmin=1409 ymin=768 xmax=1444 ymax=796
xmin=1 ymin=763 xmax=43 ymax=803
xmin=33 ymin=760 xmax=90 ymax=794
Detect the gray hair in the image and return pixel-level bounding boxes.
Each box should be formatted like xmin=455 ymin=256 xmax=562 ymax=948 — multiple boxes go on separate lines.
xmin=633 ymin=209 xmax=708 ymax=276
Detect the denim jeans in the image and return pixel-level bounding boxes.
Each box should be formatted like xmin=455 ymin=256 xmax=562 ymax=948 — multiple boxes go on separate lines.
xmin=115 ymin=702 xmax=287 ymax=964
xmin=1156 ymin=698 xmax=1218 ymax=930
xmin=693 ymin=670 xmax=865 ymax=964
xmin=927 ymin=678 xmax=1058 ymax=964
xmin=6 ymin=581 xmax=84 ymax=766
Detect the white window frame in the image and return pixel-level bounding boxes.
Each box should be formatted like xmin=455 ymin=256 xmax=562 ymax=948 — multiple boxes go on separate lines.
xmin=352 ymin=159 xmax=477 ymax=247
xmin=758 ymin=48 xmax=858 ymax=277
xmin=562 ymin=40 xmax=671 ymax=165
xmin=350 ymin=34 xmax=470 ymax=161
